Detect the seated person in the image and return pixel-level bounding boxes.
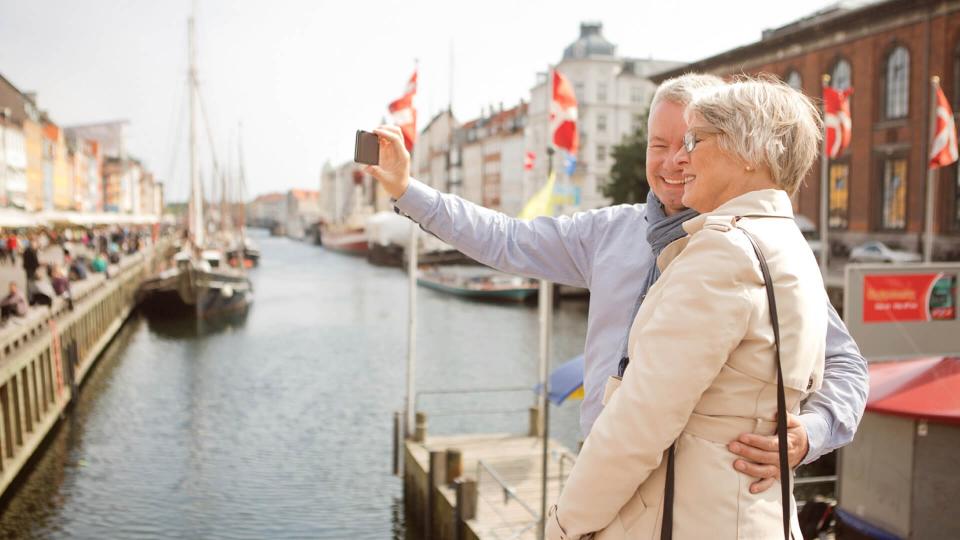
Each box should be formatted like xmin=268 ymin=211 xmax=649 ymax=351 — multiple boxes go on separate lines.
xmin=91 ymin=252 xmax=108 ymax=273
xmin=0 ymin=281 xmax=28 ymax=319
xmin=27 ymin=279 xmax=55 ymax=307
xmin=69 ymin=256 xmax=88 ymax=280
xmin=51 ymin=266 xmax=71 ymax=297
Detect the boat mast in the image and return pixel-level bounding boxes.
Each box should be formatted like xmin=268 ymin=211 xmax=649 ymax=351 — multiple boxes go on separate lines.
xmin=188 ymin=2 xmax=204 ymax=248
xmin=237 ymin=122 xmax=247 ymax=242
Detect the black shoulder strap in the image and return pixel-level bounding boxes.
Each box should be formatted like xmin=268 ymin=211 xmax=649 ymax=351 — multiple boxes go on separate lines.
xmin=660 ymin=223 xmax=792 ymax=540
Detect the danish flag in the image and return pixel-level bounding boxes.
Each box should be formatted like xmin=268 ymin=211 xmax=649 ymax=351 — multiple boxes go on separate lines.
xmin=823 ymin=86 xmax=853 ymax=159
xmin=389 ymin=69 xmax=418 ymax=152
xmin=930 ymin=83 xmax=958 ymax=169
xmin=524 ymin=151 xmax=536 ymax=171
xmin=550 ymin=70 xmax=579 ymax=156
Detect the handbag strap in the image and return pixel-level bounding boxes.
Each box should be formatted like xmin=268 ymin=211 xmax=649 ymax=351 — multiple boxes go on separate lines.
xmin=661 ymin=222 xmax=792 ymax=540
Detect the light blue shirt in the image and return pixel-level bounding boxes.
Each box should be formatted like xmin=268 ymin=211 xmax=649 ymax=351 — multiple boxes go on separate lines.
xmin=396 ymin=179 xmax=868 ymax=464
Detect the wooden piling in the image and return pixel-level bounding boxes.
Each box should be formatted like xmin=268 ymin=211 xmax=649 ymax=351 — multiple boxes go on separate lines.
xmin=414 ymin=410 xmax=428 ymax=442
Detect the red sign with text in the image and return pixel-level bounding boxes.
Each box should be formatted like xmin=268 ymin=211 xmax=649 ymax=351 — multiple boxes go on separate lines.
xmin=863 ymin=273 xmax=957 ymax=323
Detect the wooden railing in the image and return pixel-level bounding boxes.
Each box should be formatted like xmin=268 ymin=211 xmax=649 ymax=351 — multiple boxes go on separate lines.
xmin=0 ymin=240 xmax=169 ymax=497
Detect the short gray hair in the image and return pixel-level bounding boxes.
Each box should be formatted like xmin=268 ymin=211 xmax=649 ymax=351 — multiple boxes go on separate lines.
xmin=685 ymin=75 xmax=823 ymax=195
xmin=650 ymin=73 xmax=725 ymax=111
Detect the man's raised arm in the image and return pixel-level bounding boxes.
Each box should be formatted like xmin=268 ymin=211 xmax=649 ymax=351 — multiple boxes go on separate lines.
xmin=367 ymin=125 xmax=612 ymax=288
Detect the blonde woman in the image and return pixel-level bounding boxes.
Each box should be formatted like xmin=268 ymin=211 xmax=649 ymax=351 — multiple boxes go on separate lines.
xmin=546 ymin=78 xmax=827 ymax=539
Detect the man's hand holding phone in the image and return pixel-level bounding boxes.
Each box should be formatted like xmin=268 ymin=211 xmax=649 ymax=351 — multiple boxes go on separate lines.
xmin=357 ymin=125 xmax=411 ymax=200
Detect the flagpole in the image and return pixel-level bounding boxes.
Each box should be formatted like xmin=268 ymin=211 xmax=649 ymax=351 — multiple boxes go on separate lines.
xmin=538 ymin=65 xmax=555 ymax=540
xmin=405 ymin=60 xmax=419 ymax=438
xmin=819 ymin=74 xmax=831 ymax=280
xmin=924 ymin=76 xmax=940 ymax=263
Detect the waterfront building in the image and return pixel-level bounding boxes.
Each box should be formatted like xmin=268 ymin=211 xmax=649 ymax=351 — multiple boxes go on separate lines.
xmin=285 ymin=189 xmax=320 ymax=239
xmin=247 ymin=192 xmax=286 ymax=228
xmin=525 ymin=22 xmax=683 ymax=210
xmin=459 ymin=103 xmax=529 ymax=215
xmin=66 ymin=136 xmax=103 ymax=212
xmin=411 ymin=109 xmax=459 ymax=195
xmin=0 ymin=109 xmax=28 ymax=209
xmin=0 ymin=74 xmax=40 ymax=210
xmin=319 ymin=160 xmax=381 ymax=225
xmin=652 ymin=0 xmax=960 ymax=259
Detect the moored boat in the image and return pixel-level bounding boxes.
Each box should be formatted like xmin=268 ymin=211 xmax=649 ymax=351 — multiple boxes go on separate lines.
xmin=417 ymin=265 xmax=539 ymax=302
xmin=320 ymin=226 xmax=368 ymax=256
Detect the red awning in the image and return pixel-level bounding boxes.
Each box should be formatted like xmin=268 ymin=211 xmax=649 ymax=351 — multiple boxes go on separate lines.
xmin=867 ymin=356 xmax=960 ymax=425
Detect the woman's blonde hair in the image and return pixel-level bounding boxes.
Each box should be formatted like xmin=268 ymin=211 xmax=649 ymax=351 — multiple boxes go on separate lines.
xmin=686 ymin=75 xmax=823 ymax=195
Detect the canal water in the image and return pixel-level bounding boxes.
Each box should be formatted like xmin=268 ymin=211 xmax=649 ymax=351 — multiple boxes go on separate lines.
xmin=0 ymin=230 xmax=587 ymax=539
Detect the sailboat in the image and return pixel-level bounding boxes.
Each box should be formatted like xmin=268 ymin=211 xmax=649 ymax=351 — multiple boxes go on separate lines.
xmin=137 ymin=8 xmax=253 ymax=320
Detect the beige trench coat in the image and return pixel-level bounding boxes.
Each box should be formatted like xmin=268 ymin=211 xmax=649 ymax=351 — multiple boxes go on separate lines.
xmin=546 ymin=189 xmax=826 ymax=540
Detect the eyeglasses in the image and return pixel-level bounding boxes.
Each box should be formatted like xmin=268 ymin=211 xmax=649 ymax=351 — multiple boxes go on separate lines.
xmin=683 ymin=127 xmax=723 ymax=154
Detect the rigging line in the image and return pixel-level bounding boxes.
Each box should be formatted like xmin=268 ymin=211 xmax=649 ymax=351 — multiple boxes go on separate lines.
xmin=194 ymin=79 xmax=222 ymax=181
xmin=166 ymin=78 xmax=189 ymax=199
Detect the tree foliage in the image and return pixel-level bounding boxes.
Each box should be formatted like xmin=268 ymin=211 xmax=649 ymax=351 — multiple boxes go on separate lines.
xmin=601 ymin=116 xmax=649 ymax=205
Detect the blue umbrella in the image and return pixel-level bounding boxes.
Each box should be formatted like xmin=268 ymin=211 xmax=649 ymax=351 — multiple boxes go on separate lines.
xmin=534 ymin=354 xmax=584 ymax=405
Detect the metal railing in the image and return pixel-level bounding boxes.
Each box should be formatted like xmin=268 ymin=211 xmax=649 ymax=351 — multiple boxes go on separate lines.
xmin=472 ymin=448 xmax=578 ymax=540
xmin=476 ymin=459 xmax=541 ymax=540
xmin=414 ymin=386 xmax=532 ymax=419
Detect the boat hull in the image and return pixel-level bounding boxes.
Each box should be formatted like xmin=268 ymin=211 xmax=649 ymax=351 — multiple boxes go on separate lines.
xmin=416 ymin=276 xmax=538 ymax=302
xmin=137 ymin=266 xmax=253 ymax=319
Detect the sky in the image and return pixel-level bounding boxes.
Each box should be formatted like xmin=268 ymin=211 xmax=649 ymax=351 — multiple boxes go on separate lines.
xmin=0 ymin=0 xmax=840 ymax=201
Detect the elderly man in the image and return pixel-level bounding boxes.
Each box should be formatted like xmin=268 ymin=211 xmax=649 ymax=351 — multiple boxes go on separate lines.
xmin=366 ymin=73 xmax=867 ymax=490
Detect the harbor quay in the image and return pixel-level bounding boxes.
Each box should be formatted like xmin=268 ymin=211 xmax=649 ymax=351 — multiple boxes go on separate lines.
xmin=0 ymin=238 xmax=169 ymax=500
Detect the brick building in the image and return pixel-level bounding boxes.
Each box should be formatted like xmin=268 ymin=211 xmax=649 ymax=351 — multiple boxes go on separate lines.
xmin=653 ymin=0 xmax=960 ymax=259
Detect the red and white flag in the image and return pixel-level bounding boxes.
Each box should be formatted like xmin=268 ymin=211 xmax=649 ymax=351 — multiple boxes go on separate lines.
xmin=523 ymin=151 xmax=536 ymax=171
xmin=550 ymin=70 xmax=579 ymax=156
xmin=389 ymin=69 xmax=418 ymax=152
xmin=823 ymin=86 xmax=853 ymax=159
xmin=930 ymin=83 xmax=959 ymax=169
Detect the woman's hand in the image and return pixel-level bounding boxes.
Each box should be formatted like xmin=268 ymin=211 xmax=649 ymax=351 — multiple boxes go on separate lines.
xmin=364 ymin=125 xmax=411 ymax=199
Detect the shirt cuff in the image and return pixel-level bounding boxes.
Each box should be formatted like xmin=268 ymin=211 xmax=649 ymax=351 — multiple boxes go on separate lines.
xmin=797 ymin=412 xmax=830 ymax=466
xmin=394 ymin=178 xmax=439 ymax=222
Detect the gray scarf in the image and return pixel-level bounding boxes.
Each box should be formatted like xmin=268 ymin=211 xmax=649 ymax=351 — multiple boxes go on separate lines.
xmin=617 ymin=191 xmax=699 ymax=370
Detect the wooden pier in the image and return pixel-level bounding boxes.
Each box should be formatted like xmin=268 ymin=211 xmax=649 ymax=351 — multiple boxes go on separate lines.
xmin=401 ymin=412 xmax=576 ymax=540
xmin=0 ymin=242 xmax=168 ymax=499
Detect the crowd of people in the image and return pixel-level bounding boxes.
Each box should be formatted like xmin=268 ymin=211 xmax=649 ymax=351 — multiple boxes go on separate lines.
xmin=0 ymin=225 xmax=155 ymax=327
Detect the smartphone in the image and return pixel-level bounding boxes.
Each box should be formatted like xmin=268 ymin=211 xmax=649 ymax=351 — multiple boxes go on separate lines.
xmin=354 ymin=130 xmax=379 ymax=166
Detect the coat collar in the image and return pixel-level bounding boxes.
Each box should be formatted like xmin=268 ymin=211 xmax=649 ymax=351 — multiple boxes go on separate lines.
xmin=681 ymin=189 xmax=795 ymax=236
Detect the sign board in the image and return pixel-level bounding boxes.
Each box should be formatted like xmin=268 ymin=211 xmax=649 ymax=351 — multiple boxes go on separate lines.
xmin=844 ymin=263 xmax=960 ymax=360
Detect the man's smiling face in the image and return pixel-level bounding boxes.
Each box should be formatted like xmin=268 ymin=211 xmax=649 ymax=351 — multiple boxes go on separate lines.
xmin=646 ymin=99 xmax=690 ymax=216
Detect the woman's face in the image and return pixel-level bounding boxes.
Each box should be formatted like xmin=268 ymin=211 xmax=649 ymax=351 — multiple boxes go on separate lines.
xmin=676 ymin=116 xmax=750 ymax=213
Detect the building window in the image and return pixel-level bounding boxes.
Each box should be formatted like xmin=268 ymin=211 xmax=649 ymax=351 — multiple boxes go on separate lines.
xmin=881 ymin=158 xmax=908 ymax=230
xmin=828 ymin=163 xmax=849 ymax=229
xmin=597 ymin=83 xmax=608 ymax=103
xmin=786 ymin=70 xmax=802 ymax=91
xmin=597 ymin=114 xmax=607 ymax=132
xmin=631 ymin=86 xmax=644 ymax=103
xmin=597 ymin=144 xmax=607 ymax=163
xmin=574 ymin=82 xmax=585 ymax=102
xmin=831 ymin=59 xmax=852 ymax=91
xmin=884 ymin=45 xmax=910 ymax=119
